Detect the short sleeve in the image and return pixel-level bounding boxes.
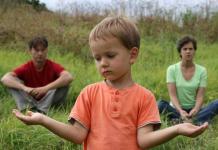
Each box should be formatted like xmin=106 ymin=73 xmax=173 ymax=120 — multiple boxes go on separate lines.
xmin=199 ymin=67 xmax=207 ymax=87
xmin=166 ymin=65 xmax=176 ymax=83
xmin=69 ymin=86 xmax=91 ymax=129
xmin=137 ymin=91 xmax=161 ymax=129
xmin=13 ymin=64 xmax=27 ymax=79
xmin=51 ymin=62 xmax=65 ymax=76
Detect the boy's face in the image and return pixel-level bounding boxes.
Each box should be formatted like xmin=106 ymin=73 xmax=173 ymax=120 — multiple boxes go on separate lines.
xmin=29 ymin=44 xmax=48 ymax=67
xmin=90 ymin=37 xmax=138 ymax=83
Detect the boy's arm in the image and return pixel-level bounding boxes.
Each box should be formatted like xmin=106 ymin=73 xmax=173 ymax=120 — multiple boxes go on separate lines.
xmin=137 ymin=123 xmax=208 ymax=149
xmin=13 ymin=109 xmax=88 ymax=144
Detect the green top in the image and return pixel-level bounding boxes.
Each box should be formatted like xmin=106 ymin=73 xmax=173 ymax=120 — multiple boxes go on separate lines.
xmin=167 ymin=62 xmax=207 ymax=109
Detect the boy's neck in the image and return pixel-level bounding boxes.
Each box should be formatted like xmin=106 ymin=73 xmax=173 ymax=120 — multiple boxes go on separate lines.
xmin=105 ymin=78 xmax=134 ymax=89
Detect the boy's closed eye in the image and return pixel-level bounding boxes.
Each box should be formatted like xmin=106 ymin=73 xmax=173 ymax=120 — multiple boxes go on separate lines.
xmin=93 ymin=56 xmax=101 ymax=62
xmin=105 ymin=51 xmax=117 ymax=59
xmin=93 ymin=52 xmax=117 ymax=62
xmin=106 ymin=53 xmax=116 ymax=59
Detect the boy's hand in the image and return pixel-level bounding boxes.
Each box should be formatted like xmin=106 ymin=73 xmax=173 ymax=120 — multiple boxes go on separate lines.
xmin=12 ymin=109 xmax=44 ymax=125
xmin=176 ymin=122 xmax=208 ymax=138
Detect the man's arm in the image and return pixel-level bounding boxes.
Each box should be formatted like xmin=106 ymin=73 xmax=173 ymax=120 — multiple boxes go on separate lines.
xmin=137 ymin=123 xmax=208 ymax=149
xmin=45 ymin=70 xmax=73 ymax=90
xmin=1 ymin=72 xmax=32 ymax=93
xmin=40 ymin=70 xmax=73 ymax=91
xmin=13 ymin=109 xmax=88 ymax=144
xmin=31 ymin=71 xmax=73 ymax=97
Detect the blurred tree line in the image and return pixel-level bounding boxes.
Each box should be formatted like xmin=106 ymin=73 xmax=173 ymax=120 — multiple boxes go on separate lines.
xmin=1 ymin=0 xmax=218 ymax=58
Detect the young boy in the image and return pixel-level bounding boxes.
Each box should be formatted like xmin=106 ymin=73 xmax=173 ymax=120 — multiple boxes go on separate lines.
xmin=13 ymin=16 xmax=208 ymax=150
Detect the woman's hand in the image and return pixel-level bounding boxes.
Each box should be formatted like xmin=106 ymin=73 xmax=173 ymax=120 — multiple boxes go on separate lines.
xmin=179 ymin=109 xmax=189 ymax=120
xmin=188 ymin=108 xmax=198 ymax=118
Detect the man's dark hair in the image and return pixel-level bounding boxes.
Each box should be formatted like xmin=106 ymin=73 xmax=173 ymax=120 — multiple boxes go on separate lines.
xmin=28 ymin=36 xmax=48 ymax=50
xmin=177 ymin=35 xmax=197 ymax=53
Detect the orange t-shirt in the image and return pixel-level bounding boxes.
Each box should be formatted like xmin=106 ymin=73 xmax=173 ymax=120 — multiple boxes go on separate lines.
xmin=69 ymin=81 xmax=161 ymax=150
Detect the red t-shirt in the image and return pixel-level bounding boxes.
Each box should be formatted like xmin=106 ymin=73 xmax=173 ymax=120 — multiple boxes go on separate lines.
xmin=13 ymin=59 xmax=64 ymax=88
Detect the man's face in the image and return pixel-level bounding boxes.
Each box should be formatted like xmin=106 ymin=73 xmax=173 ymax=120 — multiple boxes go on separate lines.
xmin=30 ymin=44 xmax=48 ymax=67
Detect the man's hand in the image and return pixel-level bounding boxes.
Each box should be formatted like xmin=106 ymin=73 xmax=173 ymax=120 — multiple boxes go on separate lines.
xmin=30 ymin=86 xmax=49 ymax=99
xmin=176 ymin=122 xmax=208 ymax=138
xmin=12 ymin=109 xmax=44 ymax=125
xmin=23 ymin=86 xmax=34 ymax=94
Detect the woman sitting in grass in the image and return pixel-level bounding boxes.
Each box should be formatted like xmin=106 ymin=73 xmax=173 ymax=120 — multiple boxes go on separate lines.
xmin=158 ymin=35 xmax=218 ymax=125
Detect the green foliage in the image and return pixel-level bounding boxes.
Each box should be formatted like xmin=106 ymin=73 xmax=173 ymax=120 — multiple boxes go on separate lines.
xmin=182 ymin=10 xmax=198 ymax=33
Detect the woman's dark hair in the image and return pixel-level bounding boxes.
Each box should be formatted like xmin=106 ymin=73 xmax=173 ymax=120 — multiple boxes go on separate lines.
xmin=28 ymin=36 xmax=48 ymax=50
xmin=177 ymin=36 xmax=197 ymax=53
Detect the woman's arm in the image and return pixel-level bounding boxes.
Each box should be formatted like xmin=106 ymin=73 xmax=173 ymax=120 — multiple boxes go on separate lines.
xmin=167 ymin=83 xmax=189 ymax=119
xmin=189 ymin=87 xmax=205 ymax=117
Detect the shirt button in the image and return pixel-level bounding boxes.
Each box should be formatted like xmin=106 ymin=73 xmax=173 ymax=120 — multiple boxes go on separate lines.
xmin=113 ymin=107 xmax=117 ymax=111
xmin=115 ymin=98 xmax=119 ymax=102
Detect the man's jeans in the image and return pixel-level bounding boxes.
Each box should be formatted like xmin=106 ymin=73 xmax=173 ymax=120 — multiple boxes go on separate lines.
xmin=158 ymin=99 xmax=218 ymax=124
xmin=8 ymin=86 xmax=69 ymax=113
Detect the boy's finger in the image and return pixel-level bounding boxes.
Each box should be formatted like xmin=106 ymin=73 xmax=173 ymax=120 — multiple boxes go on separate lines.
xmin=12 ymin=109 xmax=29 ymax=120
xmin=194 ymin=123 xmax=208 ymax=136
xmin=26 ymin=111 xmax=33 ymax=116
xmin=12 ymin=109 xmax=22 ymax=116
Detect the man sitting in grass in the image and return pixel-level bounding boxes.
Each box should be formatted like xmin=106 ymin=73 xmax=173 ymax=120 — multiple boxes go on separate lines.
xmin=1 ymin=36 xmax=73 ymax=114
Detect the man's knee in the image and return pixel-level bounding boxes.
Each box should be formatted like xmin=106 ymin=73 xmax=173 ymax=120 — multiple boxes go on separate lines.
xmin=52 ymin=86 xmax=69 ymax=105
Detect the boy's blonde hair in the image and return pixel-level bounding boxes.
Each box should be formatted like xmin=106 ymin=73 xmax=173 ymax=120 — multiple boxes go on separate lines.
xmin=89 ymin=16 xmax=140 ymax=50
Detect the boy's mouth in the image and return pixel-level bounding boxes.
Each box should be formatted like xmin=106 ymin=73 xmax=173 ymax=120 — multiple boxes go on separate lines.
xmin=102 ymin=70 xmax=112 ymax=75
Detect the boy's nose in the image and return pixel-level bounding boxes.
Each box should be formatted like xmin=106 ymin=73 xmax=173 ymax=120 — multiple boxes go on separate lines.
xmin=100 ymin=58 xmax=109 ymax=67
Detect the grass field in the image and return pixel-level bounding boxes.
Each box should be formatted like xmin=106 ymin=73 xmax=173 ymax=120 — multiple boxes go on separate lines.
xmin=0 ymin=40 xmax=218 ymax=150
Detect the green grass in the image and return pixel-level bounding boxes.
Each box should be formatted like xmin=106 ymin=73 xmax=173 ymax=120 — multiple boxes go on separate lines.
xmin=0 ymin=40 xmax=218 ymax=150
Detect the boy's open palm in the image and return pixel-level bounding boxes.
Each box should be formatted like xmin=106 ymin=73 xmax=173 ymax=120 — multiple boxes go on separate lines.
xmin=13 ymin=109 xmax=43 ymax=125
xmin=177 ymin=122 xmax=208 ymax=137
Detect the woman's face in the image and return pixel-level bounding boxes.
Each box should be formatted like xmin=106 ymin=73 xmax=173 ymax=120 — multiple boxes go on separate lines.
xmin=180 ymin=42 xmax=195 ymax=61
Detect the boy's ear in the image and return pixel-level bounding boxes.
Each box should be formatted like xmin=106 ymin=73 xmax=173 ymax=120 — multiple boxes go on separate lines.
xmin=130 ymin=47 xmax=139 ymax=64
